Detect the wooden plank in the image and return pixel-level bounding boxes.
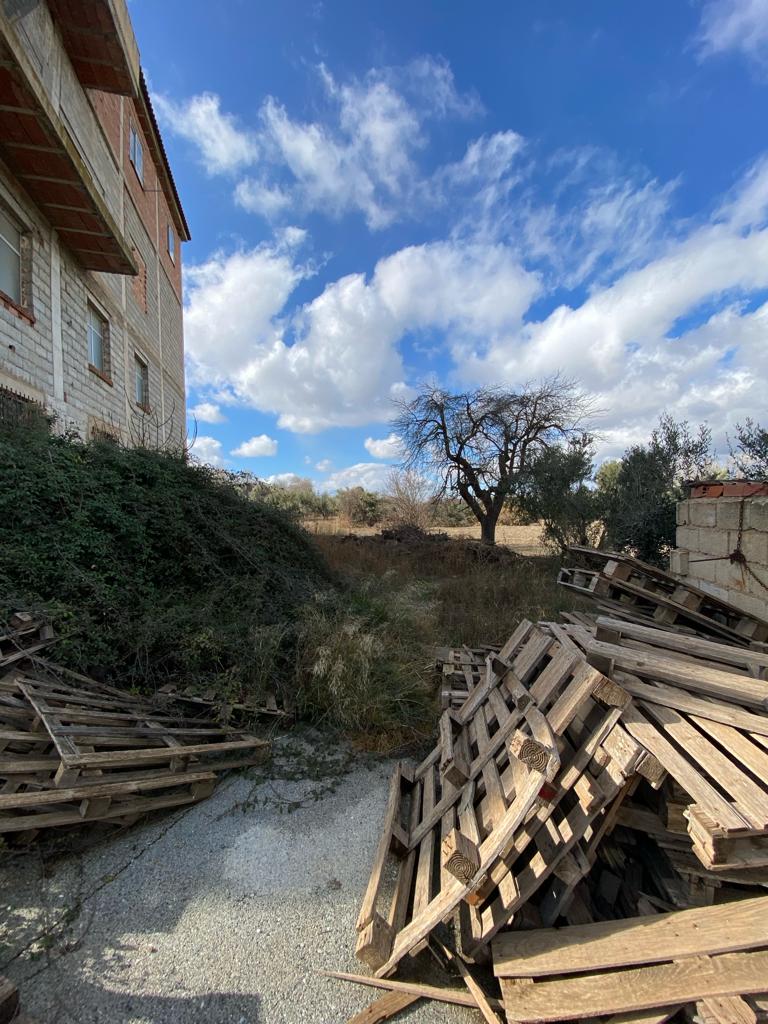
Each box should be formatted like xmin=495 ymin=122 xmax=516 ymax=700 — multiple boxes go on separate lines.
xmin=619 ymin=677 xmax=768 ymax=737
xmin=596 ymin=616 xmax=768 ymax=673
xmin=620 ymin=704 xmax=748 ymax=832
xmin=322 ymin=971 xmax=505 ymax=1012
xmin=345 ymin=991 xmax=420 ymax=1024
xmin=57 ymin=736 xmax=265 ymax=768
xmin=640 ymin=703 xmax=768 ymax=830
xmin=690 ymin=716 xmax=768 ymax=782
xmin=698 ymin=994 xmax=758 ymax=1024
xmin=499 ymin=951 xmax=768 ymax=1022
xmin=493 ymin=895 xmax=768 ymax=977
xmin=435 ymin=940 xmax=503 ymax=1024
xmin=0 ymin=770 xmax=217 ymax=809
xmin=0 ymin=786 xmax=212 ymax=832
xmin=356 ymin=764 xmax=407 ymax=932
xmin=410 ymin=765 xmax=437 ymax=945
xmin=585 ymin=638 xmax=768 ymax=707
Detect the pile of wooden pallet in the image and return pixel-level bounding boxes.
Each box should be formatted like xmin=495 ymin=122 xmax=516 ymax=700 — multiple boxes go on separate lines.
xmin=558 ymin=545 xmax=768 ymax=646
xmin=338 ymin=575 xmax=768 ymax=1022
xmin=0 ymin=618 xmax=269 ymax=839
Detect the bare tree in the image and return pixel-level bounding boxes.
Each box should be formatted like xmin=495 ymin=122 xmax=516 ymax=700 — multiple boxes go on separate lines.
xmin=394 ymin=376 xmax=592 ymax=545
xmin=384 ymin=468 xmax=434 ymax=531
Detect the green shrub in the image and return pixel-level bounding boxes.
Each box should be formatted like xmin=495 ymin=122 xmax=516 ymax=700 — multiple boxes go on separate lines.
xmin=0 ymin=426 xmax=331 ymax=703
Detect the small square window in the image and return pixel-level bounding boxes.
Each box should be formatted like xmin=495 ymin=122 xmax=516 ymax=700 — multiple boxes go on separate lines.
xmin=0 ymin=206 xmax=22 ymax=305
xmin=167 ymin=224 xmax=175 ymax=263
xmin=135 ymin=354 xmax=149 ymax=409
xmin=87 ymin=303 xmax=109 ymax=375
xmin=129 ymin=123 xmax=144 ymax=184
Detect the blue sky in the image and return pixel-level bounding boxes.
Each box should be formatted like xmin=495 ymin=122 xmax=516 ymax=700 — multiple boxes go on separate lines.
xmin=132 ymin=0 xmax=768 ymax=490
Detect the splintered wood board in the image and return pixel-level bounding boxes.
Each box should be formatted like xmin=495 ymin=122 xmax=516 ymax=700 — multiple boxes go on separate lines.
xmin=499 ymin=950 xmax=768 ymax=1022
xmin=493 ymin=895 xmax=768 ymax=977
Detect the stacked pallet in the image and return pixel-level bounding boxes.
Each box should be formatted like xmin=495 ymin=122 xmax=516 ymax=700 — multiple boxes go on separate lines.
xmin=346 ymin=580 xmax=768 ymax=1022
xmin=558 ymin=545 xmax=768 ymax=646
xmin=355 ymin=620 xmax=653 ymax=978
xmin=0 ymin=626 xmax=268 ymax=838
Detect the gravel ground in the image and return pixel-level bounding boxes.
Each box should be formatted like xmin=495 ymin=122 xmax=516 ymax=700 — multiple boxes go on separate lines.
xmin=0 ymin=733 xmax=481 ymax=1024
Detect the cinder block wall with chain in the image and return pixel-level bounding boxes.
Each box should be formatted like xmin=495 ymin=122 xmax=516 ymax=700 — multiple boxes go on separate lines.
xmin=672 ymin=485 xmax=768 ymax=621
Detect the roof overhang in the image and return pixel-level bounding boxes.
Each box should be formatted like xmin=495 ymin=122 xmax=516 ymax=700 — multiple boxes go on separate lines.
xmin=47 ymin=0 xmax=190 ymax=242
xmin=0 ymin=13 xmax=137 ymax=274
xmin=46 ymin=0 xmax=140 ymax=97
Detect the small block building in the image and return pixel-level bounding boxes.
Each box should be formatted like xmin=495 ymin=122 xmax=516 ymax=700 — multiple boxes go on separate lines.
xmin=672 ymin=481 xmax=768 ymax=623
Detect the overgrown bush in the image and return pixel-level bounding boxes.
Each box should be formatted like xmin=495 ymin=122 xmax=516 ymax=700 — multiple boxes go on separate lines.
xmin=0 ymin=426 xmax=330 ymax=703
xmin=0 ymin=427 xmax=443 ymax=742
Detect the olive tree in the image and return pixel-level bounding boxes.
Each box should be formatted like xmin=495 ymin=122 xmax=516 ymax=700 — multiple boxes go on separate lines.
xmin=729 ymin=419 xmax=768 ymax=479
xmin=394 ymin=376 xmax=592 ymax=546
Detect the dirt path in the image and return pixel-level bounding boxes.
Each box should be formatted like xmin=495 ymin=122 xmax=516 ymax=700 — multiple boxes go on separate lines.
xmin=1 ymin=735 xmax=478 ymax=1024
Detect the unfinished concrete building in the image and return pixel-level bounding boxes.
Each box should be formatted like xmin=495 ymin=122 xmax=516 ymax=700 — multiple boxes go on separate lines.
xmin=0 ymin=0 xmax=190 ymax=444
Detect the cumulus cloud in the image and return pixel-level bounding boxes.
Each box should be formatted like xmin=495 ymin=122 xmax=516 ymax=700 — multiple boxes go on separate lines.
xmin=319 ymin=462 xmax=393 ymax=493
xmin=152 ymin=92 xmax=258 ymax=174
xmin=231 ymin=434 xmax=278 ymax=457
xmin=364 ymin=433 xmax=403 ymax=459
xmin=461 ymin=158 xmax=768 ymax=455
xmin=696 ymin=0 xmax=768 ymax=69
xmin=183 ymin=236 xmax=539 ymax=433
xmin=315 ymin=458 xmax=332 ymax=471
xmin=188 ymin=401 xmax=226 ymax=424
xmin=188 ymin=435 xmax=225 ymax=467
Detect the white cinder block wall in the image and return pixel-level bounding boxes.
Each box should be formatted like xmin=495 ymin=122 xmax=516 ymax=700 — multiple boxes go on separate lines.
xmin=672 ymin=492 xmax=768 ymax=622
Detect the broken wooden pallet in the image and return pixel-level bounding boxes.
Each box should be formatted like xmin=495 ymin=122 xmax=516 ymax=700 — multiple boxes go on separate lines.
xmin=0 ymin=665 xmax=269 ymax=836
xmin=548 ymin=618 xmax=768 ymax=870
xmin=355 ymin=621 xmax=646 ymax=977
xmin=558 ymin=546 xmax=768 ymax=646
xmin=433 ymin=644 xmax=500 ymax=710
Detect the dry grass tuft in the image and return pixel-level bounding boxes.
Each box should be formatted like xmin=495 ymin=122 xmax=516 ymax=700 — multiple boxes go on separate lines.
xmin=311 ymin=532 xmax=580 ymax=649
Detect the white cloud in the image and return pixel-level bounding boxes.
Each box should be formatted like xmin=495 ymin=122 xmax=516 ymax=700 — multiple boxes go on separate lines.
xmin=460 ymin=157 xmax=768 ymax=456
xmin=183 ymin=236 xmax=539 ymax=433
xmin=234 ymin=177 xmax=292 ymax=217
xmin=319 ymin=462 xmax=393 ymax=493
xmin=188 ymin=435 xmax=225 ymax=467
xmin=263 ymin=472 xmax=306 ymax=486
xmin=364 ymin=433 xmax=403 ymax=459
xmin=152 ymin=92 xmax=258 ymax=174
xmin=315 ymin=458 xmax=332 ymax=471
xmin=697 ymin=0 xmax=768 ymax=68
xmin=231 ymin=434 xmax=278 ymax=457
xmin=161 ymin=56 xmax=480 ymax=227
xmin=189 ymin=401 xmax=225 ymax=424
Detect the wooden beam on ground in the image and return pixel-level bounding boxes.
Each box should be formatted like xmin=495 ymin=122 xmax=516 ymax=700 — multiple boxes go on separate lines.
xmin=321 ymin=971 xmax=505 ymax=1012
xmin=345 ymin=991 xmax=420 ymax=1023
xmin=499 ymin=950 xmax=768 ymax=1022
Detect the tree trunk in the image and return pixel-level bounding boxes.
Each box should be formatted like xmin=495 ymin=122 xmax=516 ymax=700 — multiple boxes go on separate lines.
xmin=479 ymin=513 xmax=497 ymax=546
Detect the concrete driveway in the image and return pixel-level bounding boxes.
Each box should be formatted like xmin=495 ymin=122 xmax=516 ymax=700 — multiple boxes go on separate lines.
xmin=0 ymin=732 xmax=480 ymax=1024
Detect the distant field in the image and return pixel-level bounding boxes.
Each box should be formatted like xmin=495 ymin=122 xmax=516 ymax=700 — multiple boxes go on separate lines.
xmin=302 ymin=518 xmax=548 ymax=555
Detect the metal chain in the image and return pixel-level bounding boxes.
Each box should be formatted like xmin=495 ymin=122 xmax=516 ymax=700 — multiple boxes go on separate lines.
xmin=686 ymin=497 xmax=768 ymax=595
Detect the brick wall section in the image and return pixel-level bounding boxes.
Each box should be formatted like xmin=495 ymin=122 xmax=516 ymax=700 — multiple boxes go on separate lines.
xmin=672 ymin=496 xmax=768 ymax=621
